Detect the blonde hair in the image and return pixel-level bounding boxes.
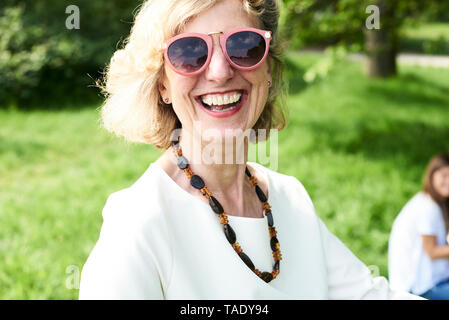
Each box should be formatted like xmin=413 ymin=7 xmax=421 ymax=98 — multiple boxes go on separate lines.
xmin=98 ymin=0 xmax=287 ymax=150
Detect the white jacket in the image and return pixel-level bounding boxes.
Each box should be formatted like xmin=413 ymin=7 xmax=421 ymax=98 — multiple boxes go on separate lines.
xmin=79 ymin=162 xmax=420 ymax=299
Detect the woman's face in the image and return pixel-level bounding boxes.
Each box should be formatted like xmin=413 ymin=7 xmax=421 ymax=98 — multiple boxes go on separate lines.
xmin=433 ymin=166 xmax=449 ymax=198
xmin=158 ymin=0 xmax=271 ymax=141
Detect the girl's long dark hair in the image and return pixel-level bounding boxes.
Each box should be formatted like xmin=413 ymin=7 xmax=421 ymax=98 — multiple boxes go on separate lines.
xmin=422 ymin=153 xmax=449 ymax=234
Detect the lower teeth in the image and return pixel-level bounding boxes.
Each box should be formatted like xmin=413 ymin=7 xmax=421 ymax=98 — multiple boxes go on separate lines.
xmin=202 ymin=97 xmax=242 ymax=112
xmin=210 ymin=104 xmax=238 ymax=112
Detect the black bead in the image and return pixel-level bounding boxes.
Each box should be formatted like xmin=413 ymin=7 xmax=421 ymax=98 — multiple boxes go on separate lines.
xmin=273 ymin=260 xmax=280 ymax=271
xmin=265 ymin=211 xmax=274 ymax=227
xmin=177 ymin=155 xmax=189 ymax=169
xmin=239 ymin=252 xmax=255 ymax=271
xmin=261 ymin=272 xmax=273 ymax=283
xmin=223 ymin=224 xmax=236 ymax=244
xmin=255 ymin=185 xmax=267 ymax=202
xmin=270 ymin=236 xmax=279 ymax=252
xmin=190 ymin=175 xmax=205 ymax=189
xmin=245 ymin=167 xmax=251 ymax=177
xmin=209 ymin=196 xmax=224 ymax=214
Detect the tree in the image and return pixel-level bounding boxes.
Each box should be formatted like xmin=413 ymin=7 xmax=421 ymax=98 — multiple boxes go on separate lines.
xmin=281 ymin=0 xmax=449 ymax=77
xmin=0 ymin=0 xmax=140 ymax=107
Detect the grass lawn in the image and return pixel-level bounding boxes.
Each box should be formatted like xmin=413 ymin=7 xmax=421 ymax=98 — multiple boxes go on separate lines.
xmin=1 ymin=52 xmax=449 ymax=299
xmin=401 ymin=22 xmax=449 ymax=42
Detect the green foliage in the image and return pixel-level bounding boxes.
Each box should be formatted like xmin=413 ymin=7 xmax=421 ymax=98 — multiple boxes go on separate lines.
xmin=280 ymin=0 xmax=449 ymax=50
xmin=0 ymin=6 xmax=50 ymax=103
xmin=302 ymin=45 xmax=348 ymax=83
xmin=0 ymin=1 xmax=139 ymax=108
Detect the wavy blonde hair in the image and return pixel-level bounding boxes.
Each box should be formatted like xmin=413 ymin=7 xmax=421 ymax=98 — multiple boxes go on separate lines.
xmin=98 ymin=0 xmax=287 ymax=150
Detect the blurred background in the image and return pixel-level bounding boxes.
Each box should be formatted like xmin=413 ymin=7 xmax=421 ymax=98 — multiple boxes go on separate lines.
xmin=0 ymin=0 xmax=448 ymax=299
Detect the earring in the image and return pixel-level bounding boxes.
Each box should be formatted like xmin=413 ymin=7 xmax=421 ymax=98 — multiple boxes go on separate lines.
xmin=164 ymin=98 xmax=169 ymax=104
xmin=267 ymin=80 xmax=271 ymax=87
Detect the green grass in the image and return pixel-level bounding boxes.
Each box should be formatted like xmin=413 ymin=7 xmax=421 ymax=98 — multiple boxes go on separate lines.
xmin=0 ymin=108 xmax=161 ymax=299
xmin=401 ymin=22 xmax=449 ymax=41
xmin=1 ymin=53 xmax=449 ymax=299
xmin=280 ymin=51 xmax=449 ymax=279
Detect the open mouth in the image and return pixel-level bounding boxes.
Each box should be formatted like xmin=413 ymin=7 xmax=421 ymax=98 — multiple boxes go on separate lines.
xmin=196 ymin=90 xmax=246 ymax=115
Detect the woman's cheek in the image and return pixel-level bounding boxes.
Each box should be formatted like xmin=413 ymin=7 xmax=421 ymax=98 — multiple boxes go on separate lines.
xmin=172 ymin=80 xmax=198 ymax=123
xmin=253 ymin=80 xmax=269 ymax=124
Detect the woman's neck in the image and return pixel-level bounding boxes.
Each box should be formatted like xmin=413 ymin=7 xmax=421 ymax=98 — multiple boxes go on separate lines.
xmin=179 ymin=129 xmax=250 ymax=197
xmin=157 ymin=129 xmax=265 ymax=218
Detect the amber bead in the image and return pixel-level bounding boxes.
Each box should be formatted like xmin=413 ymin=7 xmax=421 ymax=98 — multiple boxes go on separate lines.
xmin=223 ymin=224 xmax=236 ymax=244
xmin=201 ymin=187 xmax=211 ymax=199
xmin=272 ymin=250 xmax=282 ymax=261
xmin=218 ymin=214 xmax=228 ymax=225
xmin=239 ymin=252 xmax=255 ymax=271
xmin=190 ymin=175 xmax=205 ymax=189
xmin=265 ymin=211 xmax=274 ymax=227
xmin=177 ymin=155 xmax=189 ymax=169
xmin=232 ymin=242 xmax=243 ymax=253
xmin=262 ymin=202 xmax=271 ymax=212
xmin=255 ymin=185 xmax=267 ymax=202
xmin=261 ymin=272 xmax=273 ymax=283
xmin=209 ymin=196 xmax=224 ymax=214
xmin=270 ymin=237 xmax=279 ymax=251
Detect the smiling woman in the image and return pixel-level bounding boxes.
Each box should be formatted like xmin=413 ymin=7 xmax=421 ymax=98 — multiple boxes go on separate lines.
xmin=98 ymin=0 xmax=286 ymax=149
xmin=79 ymin=0 xmax=421 ymax=300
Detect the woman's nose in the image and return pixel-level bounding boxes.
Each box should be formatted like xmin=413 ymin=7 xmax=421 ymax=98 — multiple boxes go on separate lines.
xmin=204 ymin=37 xmax=234 ymax=83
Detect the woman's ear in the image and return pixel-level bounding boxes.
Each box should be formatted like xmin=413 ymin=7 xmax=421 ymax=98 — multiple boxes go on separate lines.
xmin=267 ymin=59 xmax=272 ymax=85
xmin=158 ymin=77 xmax=168 ymax=98
xmin=158 ymin=74 xmax=170 ymax=103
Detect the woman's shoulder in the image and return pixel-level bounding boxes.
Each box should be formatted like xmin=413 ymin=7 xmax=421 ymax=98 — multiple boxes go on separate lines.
xmin=397 ymin=192 xmax=442 ymax=222
xmin=405 ymin=192 xmax=441 ymax=212
xmin=100 ymin=163 xmax=169 ymax=229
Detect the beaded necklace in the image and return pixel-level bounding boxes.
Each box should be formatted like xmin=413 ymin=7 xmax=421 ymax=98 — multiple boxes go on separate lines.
xmin=171 ymin=139 xmax=282 ymax=283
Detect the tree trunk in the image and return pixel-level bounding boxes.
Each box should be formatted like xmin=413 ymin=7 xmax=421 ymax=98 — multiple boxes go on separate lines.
xmin=364 ymin=0 xmax=398 ymax=77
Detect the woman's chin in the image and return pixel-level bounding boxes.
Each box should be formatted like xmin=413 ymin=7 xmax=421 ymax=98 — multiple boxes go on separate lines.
xmin=196 ymin=124 xmax=254 ymax=144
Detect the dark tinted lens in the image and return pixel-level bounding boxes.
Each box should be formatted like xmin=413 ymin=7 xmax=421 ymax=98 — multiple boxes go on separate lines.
xmin=167 ymin=37 xmax=208 ymax=73
xmin=226 ymin=31 xmax=266 ymax=67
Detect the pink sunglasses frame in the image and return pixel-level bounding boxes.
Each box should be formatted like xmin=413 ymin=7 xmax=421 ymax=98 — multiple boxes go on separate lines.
xmin=162 ymin=27 xmax=272 ymax=76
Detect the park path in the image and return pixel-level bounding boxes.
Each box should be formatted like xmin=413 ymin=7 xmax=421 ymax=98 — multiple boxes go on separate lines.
xmin=299 ymin=49 xmax=449 ymax=68
xmin=348 ymin=52 xmax=449 ymax=68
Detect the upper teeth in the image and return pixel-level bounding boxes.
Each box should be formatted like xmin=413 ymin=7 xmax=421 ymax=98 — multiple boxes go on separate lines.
xmin=201 ymin=91 xmax=242 ymax=106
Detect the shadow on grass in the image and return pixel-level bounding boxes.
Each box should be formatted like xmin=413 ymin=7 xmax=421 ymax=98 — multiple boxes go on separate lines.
xmin=364 ymin=72 xmax=449 ymax=110
xmin=283 ymin=55 xmax=308 ymax=95
xmin=308 ymin=119 xmax=449 ymax=167
xmin=400 ymin=37 xmax=449 ymax=56
xmin=1 ymin=69 xmax=103 ymax=111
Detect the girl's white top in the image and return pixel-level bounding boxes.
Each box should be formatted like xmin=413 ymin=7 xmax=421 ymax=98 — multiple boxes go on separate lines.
xmin=80 ymin=162 xmax=419 ymax=299
xmin=389 ymin=192 xmax=449 ymax=295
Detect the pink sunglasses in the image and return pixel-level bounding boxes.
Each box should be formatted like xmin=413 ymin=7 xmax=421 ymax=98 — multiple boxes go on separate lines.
xmin=163 ymin=27 xmax=272 ymax=76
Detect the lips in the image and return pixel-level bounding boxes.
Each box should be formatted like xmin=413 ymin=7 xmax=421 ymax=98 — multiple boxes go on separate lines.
xmin=195 ymin=89 xmax=247 ymax=118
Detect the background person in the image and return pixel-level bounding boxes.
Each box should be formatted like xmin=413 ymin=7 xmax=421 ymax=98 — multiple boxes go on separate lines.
xmin=389 ymin=153 xmax=449 ymax=299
